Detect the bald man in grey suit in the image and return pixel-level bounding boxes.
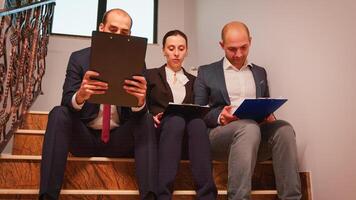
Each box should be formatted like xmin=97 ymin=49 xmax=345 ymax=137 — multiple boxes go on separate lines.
xmin=194 ymin=21 xmax=302 ymax=200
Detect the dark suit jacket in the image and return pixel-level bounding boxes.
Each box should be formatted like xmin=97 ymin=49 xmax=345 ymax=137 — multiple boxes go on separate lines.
xmin=146 ymin=65 xmax=196 ymax=115
xmin=194 ymin=58 xmax=270 ymax=128
xmin=61 ymin=47 xmax=146 ymax=124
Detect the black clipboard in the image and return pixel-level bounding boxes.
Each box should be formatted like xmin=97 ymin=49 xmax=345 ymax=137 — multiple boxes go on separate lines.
xmin=163 ymin=103 xmax=211 ymax=118
xmin=88 ymin=31 xmax=148 ymax=107
xmin=232 ymin=98 xmax=288 ymax=122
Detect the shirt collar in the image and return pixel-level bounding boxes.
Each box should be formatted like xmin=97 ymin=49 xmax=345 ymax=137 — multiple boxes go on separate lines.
xmin=165 ymin=66 xmax=184 ymax=75
xmin=223 ymin=57 xmax=253 ymax=71
xmin=165 ymin=66 xmax=189 ymax=85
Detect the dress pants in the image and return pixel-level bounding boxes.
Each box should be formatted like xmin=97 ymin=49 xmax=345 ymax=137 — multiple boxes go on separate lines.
xmin=208 ymin=119 xmax=301 ymax=200
xmin=39 ymin=106 xmax=157 ymax=200
xmin=157 ymin=115 xmax=217 ymax=200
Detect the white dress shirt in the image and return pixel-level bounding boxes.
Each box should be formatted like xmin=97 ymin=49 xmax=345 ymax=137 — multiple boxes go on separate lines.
xmin=223 ymin=57 xmax=256 ymax=107
xmin=165 ymin=66 xmax=189 ymax=103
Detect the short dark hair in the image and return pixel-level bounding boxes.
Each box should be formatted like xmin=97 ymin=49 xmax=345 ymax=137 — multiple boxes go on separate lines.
xmin=162 ymin=30 xmax=188 ymax=48
xmin=102 ymin=8 xmax=133 ymax=29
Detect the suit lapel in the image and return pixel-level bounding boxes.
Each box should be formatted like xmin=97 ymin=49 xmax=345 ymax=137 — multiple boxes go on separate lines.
xmin=158 ymin=65 xmax=174 ymax=102
xmin=250 ymin=64 xmax=263 ymax=98
xmin=182 ymin=68 xmax=193 ymax=103
xmin=216 ymin=59 xmax=231 ymax=104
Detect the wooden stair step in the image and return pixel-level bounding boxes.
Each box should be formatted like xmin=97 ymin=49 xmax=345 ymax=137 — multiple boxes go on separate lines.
xmin=0 ymin=154 xmax=276 ymax=191
xmin=11 ymin=129 xmax=277 ymax=190
xmin=0 ymin=189 xmax=278 ymax=200
xmin=14 ymin=112 xmax=312 ymax=199
xmin=0 ymin=154 xmax=311 ymax=200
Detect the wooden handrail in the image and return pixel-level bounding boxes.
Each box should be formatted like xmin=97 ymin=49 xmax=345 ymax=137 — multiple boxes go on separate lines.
xmin=0 ymin=0 xmax=56 ymax=17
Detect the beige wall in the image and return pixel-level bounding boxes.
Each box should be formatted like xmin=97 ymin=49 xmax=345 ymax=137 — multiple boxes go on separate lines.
xmin=31 ymin=0 xmax=356 ymax=199
xmin=194 ymin=0 xmax=356 ymax=199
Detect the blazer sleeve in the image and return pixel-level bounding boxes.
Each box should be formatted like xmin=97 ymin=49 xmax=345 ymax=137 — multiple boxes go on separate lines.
xmin=194 ymin=66 xmax=222 ymax=128
xmin=61 ymin=52 xmax=84 ymax=111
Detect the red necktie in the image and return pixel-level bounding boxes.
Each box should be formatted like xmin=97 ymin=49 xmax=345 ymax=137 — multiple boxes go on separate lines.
xmin=101 ymin=104 xmax=111 ymax=143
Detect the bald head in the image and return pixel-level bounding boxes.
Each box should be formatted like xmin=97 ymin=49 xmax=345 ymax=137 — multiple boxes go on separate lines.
xmin=102 ymin=8 xmax=133 ymax=29
xmin=219 ymin=21 xmax=252 ymax=69
xmin=99 ymin=8 xmax=132 ymax=35
xmin=221 ymin=21 xmax=250 ymax=42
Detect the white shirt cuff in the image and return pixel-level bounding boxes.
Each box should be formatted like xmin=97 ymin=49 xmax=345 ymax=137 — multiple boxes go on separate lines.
xmin=131 ymin=102 xmax=146 ymax=112
xmin=217 ymin=113 xmax=222 ymax=125
xmin=72 ymin=92 xmax=84 ymax=110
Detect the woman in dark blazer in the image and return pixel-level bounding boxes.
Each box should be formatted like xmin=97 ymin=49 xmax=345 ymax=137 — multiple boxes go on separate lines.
xmin=146 ymin=30 xmax=217 ymax=200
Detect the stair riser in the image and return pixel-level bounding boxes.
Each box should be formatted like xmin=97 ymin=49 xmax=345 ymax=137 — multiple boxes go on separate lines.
xmin=20 ymin=113 xmax=48 ymax=130
xmin=13 ymin=134 xmax=44 ymax=155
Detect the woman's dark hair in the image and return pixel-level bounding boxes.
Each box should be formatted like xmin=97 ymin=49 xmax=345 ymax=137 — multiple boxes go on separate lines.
xmin=162 ymin=29 xmax=188 ymax=48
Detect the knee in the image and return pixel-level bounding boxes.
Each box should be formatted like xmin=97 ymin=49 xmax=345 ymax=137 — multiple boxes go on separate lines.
xmin=187 ymin=118 xmax=206 ymax=127
xmin=160 ymin=115 xmax=186 ymax=139
xmin=48 ymin=106 xmax=73 ymax=123
xmin=231 ymin=120 xmax=261 ymax=144
xmin=186 ymin=118 xmax=207 ymax=136
xmin=44 ymin=106 xmax=73 ymax=139
xmin=163 ymin=115 xmax=186 ymax=131
xmin=50 ymin=105 xmax=71 ymax=115
xmin=273 ymin=120 xmax=296 ymax=144
xmin=134 ymin=112 xmax=155 ymax=132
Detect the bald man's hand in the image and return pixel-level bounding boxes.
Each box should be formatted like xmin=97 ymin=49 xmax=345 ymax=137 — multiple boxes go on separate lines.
xmin=219 ymin=106 xmax=239 ymax=126
xmin=76 ymin=70 xmax=108 ymax=105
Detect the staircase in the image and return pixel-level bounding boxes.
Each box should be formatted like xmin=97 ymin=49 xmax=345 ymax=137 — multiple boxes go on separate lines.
xmin=0 ymin=111 xmax=312 ymax=200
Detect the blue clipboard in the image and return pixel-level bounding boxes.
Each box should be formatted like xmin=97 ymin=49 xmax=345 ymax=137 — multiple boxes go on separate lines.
xmin=233 ymin=98 xmax=288 ymax=122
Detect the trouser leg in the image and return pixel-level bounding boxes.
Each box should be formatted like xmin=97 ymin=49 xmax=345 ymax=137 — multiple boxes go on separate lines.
xmin=209 ymin=120 xmax=261 ymax=200
xmin=157 ymin=115 xmax=186 ymax=200
xmin=131 ymin=112 xmax=158 ymax=199
xmin=39 ymin=106 xmax=98 ymax=199
xmin=186 ymin=118 xmax=217 ymax=200
xmin=259 ymin=120 xmax=302 ymax=200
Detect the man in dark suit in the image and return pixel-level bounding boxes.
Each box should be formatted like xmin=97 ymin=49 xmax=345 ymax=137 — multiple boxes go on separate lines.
xmin=39 ymin=9 xmax=157 ymax=200
xmin=194 ymin=21 xmax=301 ymax=200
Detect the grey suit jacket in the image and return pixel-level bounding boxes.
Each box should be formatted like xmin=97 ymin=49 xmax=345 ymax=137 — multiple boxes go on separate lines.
xmin=194 ymin=58 xmax=270 ymax=128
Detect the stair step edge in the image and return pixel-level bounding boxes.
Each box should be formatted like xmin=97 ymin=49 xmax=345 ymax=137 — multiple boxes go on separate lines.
xmin=27 ymin=111 xmax=49 ymax=115
xmin=0 ymin=154 xmax=272 ymax=164
xmin=0 ymin=189 xmax=277 ymax=195
xmin=16 ymin=129 xmax=45 ymax=134
xmin=0 ymin=154 xmax=134 ymax=162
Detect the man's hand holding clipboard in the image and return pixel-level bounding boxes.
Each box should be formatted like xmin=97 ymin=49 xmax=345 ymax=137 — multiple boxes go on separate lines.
xmin=123 ymin=75 xmax=147 ymax=107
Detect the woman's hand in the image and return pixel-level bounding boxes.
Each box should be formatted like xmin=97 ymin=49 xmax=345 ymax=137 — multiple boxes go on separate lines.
xmin=153 ymin=112 xmax=163 ymax=128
